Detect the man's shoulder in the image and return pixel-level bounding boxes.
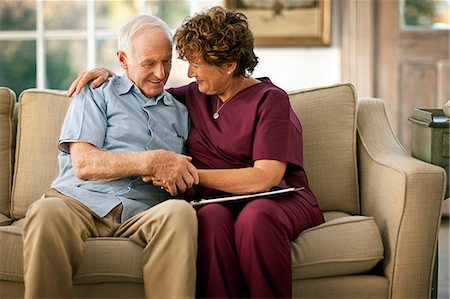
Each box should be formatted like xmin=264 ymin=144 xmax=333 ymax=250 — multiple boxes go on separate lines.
xmin=162 ymin=90 xmax=188 ymax=111
xmin=76 ymin=77 xmax=131 ymax=109
xmin=95 ymin=76 xmax=124 ymax=96
xmin=76 ymin=77 xmax=109 ymax=99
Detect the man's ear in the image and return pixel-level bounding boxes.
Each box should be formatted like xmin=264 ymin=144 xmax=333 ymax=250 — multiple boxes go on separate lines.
xmin=117 ymin=51 xmax=128 ymax=70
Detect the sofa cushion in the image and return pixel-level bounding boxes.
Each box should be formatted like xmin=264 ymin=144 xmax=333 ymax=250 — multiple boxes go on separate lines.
xmin=0 ymin=88 xmax=16 ymax=219
xmin=289 ymin=84 xmax=359 ymax=214
xmin=0 ymin=225 xmax=22 ymax=282
xmin=291 ymin=215 xmax=384 ymax=279
xmin=0 ymin=223 xmax=143 ymax=284
xmin=11 ymin=89 xmax=71 ymax=220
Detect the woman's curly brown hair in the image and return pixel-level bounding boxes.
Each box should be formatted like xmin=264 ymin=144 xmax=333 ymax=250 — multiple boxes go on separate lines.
xmin=174 ymin=6 xmax=259 ymax=77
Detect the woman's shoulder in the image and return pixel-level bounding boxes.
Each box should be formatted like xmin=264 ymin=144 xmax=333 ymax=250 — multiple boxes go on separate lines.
xmin=168 ymin=81 xmax=199 ymax=91
xmin=167 ymin=81 xmax=202 ymax=97
xmin=257 ymin=77 xmax=288 ymax=96
xmin=252 ymin=78 xmax=289 ymax=104
xmin=167 ymin=81 xmax=203 ymax=105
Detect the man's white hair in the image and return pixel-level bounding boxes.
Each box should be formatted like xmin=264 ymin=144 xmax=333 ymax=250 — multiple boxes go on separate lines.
xmin=118 ymin=15 xmax=173 ymax=55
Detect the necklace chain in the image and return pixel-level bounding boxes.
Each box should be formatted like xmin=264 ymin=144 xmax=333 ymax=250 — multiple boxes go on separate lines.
xmin=211 ymin=78 xmax=260 ymax=120
xmin=212 ymin=97 xmax=233 ymax=120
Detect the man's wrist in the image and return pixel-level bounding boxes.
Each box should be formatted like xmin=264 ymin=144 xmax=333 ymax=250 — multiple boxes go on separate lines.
xmin=136 ymin=150 xmax=156 ymax=176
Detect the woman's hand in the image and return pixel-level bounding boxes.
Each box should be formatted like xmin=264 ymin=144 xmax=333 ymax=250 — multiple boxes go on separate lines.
xmin=68 ymin=67 xmax=114 ymax=97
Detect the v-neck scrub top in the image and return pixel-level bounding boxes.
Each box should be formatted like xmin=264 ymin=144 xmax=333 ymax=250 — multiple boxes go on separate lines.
xmin=168 ymin=78 xmax=319 ymax=207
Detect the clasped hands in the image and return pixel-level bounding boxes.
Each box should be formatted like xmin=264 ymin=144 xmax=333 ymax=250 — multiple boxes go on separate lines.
xmin=141 ymin=150 xmax=199 ymax=196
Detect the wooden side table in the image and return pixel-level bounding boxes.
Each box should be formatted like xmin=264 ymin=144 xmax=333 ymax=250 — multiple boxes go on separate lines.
xmin=408 ymin=108 xmax=449 ymax=197
xmin=408 ymin=108 xmax=450 ymax=299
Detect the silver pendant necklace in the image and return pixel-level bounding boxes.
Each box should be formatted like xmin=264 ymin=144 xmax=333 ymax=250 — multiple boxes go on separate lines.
xmin=213 ymin=96 xmax=233 ymax=120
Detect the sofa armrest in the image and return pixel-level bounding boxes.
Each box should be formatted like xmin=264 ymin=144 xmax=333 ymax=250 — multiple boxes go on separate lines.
xmin=357 ymin=97 xmax=446 ymax=299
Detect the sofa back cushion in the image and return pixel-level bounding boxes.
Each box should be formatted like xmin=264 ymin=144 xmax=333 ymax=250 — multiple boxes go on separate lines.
xmin=0 ymin=88 xmax=16 ymax=220
xmin=10 ymin=85 xmax=359 ymax=218
xmin=288 ymin=83 xmax=359 ymax=214
xmin=11 ymin=89 xmax=71 ymax=220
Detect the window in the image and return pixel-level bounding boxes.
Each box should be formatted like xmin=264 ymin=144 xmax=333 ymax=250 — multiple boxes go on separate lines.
xmin=0 ymin=0 xmax=220 ymax=96
xmin=400 ymin=0 xmax=450 ymax=29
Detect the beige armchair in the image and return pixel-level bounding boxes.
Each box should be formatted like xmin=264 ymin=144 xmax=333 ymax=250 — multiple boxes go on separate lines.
xmin=0 ymin=83 xmax=445 ymax=298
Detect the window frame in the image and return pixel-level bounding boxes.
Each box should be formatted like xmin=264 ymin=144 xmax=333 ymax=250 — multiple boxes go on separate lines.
xmin=0 ymin=0 xmax=208 ymax=90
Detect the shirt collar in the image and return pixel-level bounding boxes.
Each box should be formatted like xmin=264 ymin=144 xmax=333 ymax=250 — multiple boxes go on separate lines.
xmin=116 ymin=74 xmax=134 ymax=95
xmin=116 ymin=74 xmax=172 ymax=107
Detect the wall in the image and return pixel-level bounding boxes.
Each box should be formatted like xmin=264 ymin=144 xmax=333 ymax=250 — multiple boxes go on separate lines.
xmin=253 ymin=46 xmax=341 ymax=92
xmin=167 ymin=1 xmax=342 ymax=93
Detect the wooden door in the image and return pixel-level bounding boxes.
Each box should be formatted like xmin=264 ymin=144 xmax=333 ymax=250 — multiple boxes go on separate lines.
xmin=376 ymin=0 xmax=449 ymax=152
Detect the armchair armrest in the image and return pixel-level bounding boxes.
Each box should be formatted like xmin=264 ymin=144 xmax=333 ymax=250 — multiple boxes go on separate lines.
xmin=357 ymin=97 xmax=446 ymax=299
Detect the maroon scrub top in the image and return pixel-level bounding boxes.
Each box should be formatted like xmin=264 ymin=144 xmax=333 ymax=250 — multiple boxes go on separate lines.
xmin=168 ymin=78 xmax=318 ymax=207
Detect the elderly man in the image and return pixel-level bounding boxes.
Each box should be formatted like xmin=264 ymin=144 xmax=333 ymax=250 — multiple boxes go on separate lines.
xmin=22 ymin=15 xmax=198 ymax=299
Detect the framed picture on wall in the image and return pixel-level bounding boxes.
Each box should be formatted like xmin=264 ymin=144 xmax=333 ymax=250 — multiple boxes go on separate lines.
xmin=225 ymin=0 xmax=331 ymax=47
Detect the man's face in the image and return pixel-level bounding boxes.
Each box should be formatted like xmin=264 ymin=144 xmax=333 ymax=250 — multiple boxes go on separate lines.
xmin=117 ymin=28 xmax=172 ymax=98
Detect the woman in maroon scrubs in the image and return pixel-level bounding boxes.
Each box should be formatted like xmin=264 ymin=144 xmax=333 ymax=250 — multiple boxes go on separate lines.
xmin=169 ymin=8 xmax=324 ymax=298
xmin=69 ymin=6 xmax=324 ymax=298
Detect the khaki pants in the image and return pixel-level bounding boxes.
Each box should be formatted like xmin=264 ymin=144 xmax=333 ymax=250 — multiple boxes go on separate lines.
xmin=22 ymin=189 xmax=197 ymax=299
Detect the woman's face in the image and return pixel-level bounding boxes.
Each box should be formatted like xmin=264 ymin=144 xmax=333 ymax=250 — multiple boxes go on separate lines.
xmin=187 ymin=57 xmax=234 ymax=97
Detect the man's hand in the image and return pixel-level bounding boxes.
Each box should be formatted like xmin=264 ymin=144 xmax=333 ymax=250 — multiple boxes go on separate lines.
xmin=141 ymin=150 xmax=199 ymax=196
xmin=68 ymin=67 xmax=114 ymax=97
xmin=70 ymin=143 xmax=198 ymax=196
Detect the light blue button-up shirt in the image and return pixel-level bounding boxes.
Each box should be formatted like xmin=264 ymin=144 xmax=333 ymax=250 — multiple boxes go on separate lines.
xmin=51 ymin=75 xmax=190 ymax=222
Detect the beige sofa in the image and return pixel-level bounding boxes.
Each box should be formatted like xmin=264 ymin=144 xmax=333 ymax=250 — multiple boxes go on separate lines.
xmin=0 ymin=83 xmax=445 ymax=298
